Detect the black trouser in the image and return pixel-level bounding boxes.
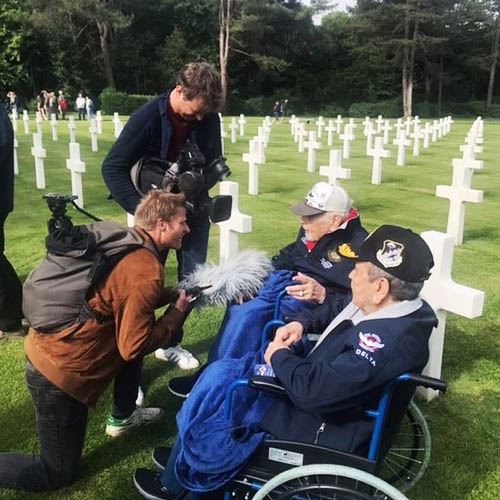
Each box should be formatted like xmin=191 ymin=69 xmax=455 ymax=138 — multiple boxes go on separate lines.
xmin=0 ymin=358 xmax=142 ymax=492
xmin=0 ymin=213 xmax=22 ymax=331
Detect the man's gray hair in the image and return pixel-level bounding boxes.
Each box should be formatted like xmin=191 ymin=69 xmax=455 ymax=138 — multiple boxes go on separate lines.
xmin=367 ymin=263 xmax=423 ymax=301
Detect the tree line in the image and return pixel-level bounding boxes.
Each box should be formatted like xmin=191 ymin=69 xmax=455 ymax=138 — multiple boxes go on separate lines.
xmin=1 ymin=0 xmax=500 ymax=116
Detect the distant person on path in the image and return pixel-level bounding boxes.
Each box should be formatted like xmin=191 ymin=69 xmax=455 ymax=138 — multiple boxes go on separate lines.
xmin=57 ymin=90 xmax=67 ymax=120
xmin=272 ymin=100 xmax=280 ymax=122
xmin=279 ymin=98 xmax=288 ymax=123
xmin=102 ymin=62 xmax=225 ymax=370
xmin=76 ymin=93 xmax=86 ymax=120
xmin=0 ymin=191 xmax=193 ymax=492
xmin=0 ymin=106 xmax=23 ymax=338
xmin=86 ymin=96 xmax=94 ymax=120
xmin=6 ymin=92 xmax=18 ymax=116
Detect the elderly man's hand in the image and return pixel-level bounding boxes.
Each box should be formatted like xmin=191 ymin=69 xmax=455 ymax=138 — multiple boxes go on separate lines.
xmin=274 ymin=321 xmax=304 ymax=346
xmin=286 ymin=272 xmax=327 ymax=303
xmin=264 ymin=337 xmax=290 ymax=365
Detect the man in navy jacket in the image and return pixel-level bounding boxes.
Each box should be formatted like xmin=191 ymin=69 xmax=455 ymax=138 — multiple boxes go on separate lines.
xmin=134 ymin=225 xmax=437 ymax=499
xmin=102 ymin=62 xmax=223 ymax=369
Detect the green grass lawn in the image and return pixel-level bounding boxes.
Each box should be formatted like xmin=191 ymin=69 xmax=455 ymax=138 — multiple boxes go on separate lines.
xmin=0 ymin=114 xmax=499 ymax=499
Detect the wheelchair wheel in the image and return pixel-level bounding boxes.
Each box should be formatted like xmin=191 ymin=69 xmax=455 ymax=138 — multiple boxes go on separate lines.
xmin=252 ymin=463 xmax=408 ymax=500
xmin=379 ymin=400 xmax=431 ymax=493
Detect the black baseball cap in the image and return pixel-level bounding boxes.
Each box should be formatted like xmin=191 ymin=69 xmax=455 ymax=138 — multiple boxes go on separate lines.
xmin=340 ymin=225 xmax=434 ymax=283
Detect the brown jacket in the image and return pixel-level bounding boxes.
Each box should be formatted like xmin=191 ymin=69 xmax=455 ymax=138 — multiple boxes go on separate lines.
xmin=25 ymin=245 xmax=184 ymax=407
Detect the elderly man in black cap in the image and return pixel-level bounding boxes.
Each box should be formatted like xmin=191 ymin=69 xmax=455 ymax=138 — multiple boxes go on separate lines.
xmin=134 ymin=225 xmax=437 ymax=500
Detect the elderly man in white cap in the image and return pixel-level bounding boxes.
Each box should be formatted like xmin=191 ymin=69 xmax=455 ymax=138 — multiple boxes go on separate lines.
xmin=168 ymin=182 xmax=368 ymax=399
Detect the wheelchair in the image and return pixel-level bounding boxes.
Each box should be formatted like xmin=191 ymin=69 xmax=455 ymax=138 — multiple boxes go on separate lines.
xmin=219 ymin=290 xmax=447 ymax=500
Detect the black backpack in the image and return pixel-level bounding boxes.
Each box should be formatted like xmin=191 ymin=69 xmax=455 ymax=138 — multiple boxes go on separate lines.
xmin=23 ymin=221 xmax=158 ymax=333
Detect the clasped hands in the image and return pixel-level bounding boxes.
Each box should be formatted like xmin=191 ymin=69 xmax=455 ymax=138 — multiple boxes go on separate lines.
xmin=264 ymin=321 xmax=304 ymax=365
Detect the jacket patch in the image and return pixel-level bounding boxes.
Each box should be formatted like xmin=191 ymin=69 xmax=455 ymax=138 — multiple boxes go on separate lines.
xmin=338 ymin=243 xmax=358 ymax=258
xmin=320 ymin=257 xmax=333 ymax=269
xmin=355 ymin=348 xmax=377 ymax=367
xmin=358 ymin=332 xmax=385 ymax=352
xmin=376 ymin=239 xmax=404 ymax=268
xmin=327 ymin=249 xmax=341 ymax=263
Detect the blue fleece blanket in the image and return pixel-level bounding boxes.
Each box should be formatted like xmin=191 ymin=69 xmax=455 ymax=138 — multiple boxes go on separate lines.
xmin=208 ymin=270 xmax=316 ymax=362
xmin=175 ymin=352 xmax=274 ymax=492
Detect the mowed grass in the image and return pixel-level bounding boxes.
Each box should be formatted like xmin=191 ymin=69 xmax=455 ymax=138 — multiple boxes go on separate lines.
xmin=0 ymin=114 xmax=499 ymax=499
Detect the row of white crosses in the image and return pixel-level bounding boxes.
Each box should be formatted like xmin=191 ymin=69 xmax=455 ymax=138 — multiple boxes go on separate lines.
xmin=436 ymin=117 xmax=484 ymax=246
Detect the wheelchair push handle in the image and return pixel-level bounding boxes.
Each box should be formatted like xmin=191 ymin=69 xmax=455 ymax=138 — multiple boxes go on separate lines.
xmin=398 ymin=373 xmax=447 ymax=393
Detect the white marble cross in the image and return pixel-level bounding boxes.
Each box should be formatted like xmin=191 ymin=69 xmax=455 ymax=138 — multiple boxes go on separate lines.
xmin=68 ymin=115 xmax=77 ymax=143
xmin=229 ymin=117 xmax=238 ymax=144
xmin=436 ymin=160 xmax=484 ymax=245
xmin=257 ymin=126 xmax=268 ymax=148
xmin=365 ymin=122 xmax=375 ymax=155
xmin=243 ymin=139 xmax=265 ymax=195
xmin=96 ymin=110 xmax=103 ymax=134
xmin=423 ymin=122 xmax=432 ymax=149
xmin=297 ymin=123 xmax=309 ymax=153
xmin=293 ymin=119 xmax=302 ymax=143
xmin=382 ymin=120 xmax=392 ymax=145
xmin=459 ymin=144 xmax=482 ymax=160
xmin=50 ymin=114 xmax=58 ymax=141
xmin=11 ymin=114 xmax=17 ymax=134
xmin=13 ymin=136 xmax=19 ymax=175
xmin=113 ymin=112 xmax=123 ymax=138
xmin=393 ymin=132 xmax=411 ymax=166
xmin=340 ymin=124 xmax=355 ymax=160
xmin=404 ymin=116 xmax=413 ymax=136
xmin=375 ymin=114 xmax=384 ymax=133
xmin=368 ymin=136 xmax=390 ymax=185
xmin=431 ymin=120 xmax=438 ymax=142
xmin=419 ymin=230 xmax=484 ymax=400
xmin=66 ymin=142 xmax=86 ymax=208
xmin=220 ymin=119 xmax=227 ymax=140
xmin=289 ymin=115 xmax=298 ymax=137
xmin=334 ymin=115 xmax=343 ymax=134
xmin=362 ymin=116 xmax=372 ymax=136
xmin=238 ymin=114 xmax=246 ymax=136
xmin=89 ymin=119 xmax=98 ymax=152
xmin=411 ymin=124 xmax=423 ymax=156
xmin=36 ymin=112 xmax=43 ymax=136
xmin=304 ymin=131 xmax=321 ymax=173
xmin=127 ymin=213 xmax=135 ymax=228
xmin=23 ymin=110 xmax=29 ymax=135
xmin=217 ymin=181 xmax=252 ymax=262
xmin=394 ymin=118 xmax=404 ymax=139
xmin=316 ymin=116 xmax=325 ymax=138
xmin=31 ymin=133 xmax=46 ymax=189
xmin=325 ymin=119 xmax=335 ymax=147
xmin=319 ymin=149 xmax=350 ymax=186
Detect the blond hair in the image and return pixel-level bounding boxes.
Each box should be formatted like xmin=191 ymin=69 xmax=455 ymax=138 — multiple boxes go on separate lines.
xmin=134 ymin=191 xmax=186 ymax=230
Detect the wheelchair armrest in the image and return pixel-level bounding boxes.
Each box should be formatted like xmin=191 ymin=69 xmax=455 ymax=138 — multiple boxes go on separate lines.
xmin=249 ymin=376 xmax=287 ymax=397
xmin=399 ymin=373 xmax=447 ymax=393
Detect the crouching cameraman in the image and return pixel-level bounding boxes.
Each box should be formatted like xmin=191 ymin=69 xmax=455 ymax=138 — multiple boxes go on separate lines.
xmin=102 ymin=62 xmax=226 ymax=370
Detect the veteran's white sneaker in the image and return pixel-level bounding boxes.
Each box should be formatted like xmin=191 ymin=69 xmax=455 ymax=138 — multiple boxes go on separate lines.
xmin=154 ymin=345 xmax=200 ymax=370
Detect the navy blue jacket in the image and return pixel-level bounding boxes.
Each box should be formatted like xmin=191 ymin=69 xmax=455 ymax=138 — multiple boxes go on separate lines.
xmin=0 ymin=106 xmax=14 ymax=214
xmin=272 ymin=215 xmax=367 ymax=297
xmin=101 ymin=91 xmax=222 ymax=214
xmin=260 ymin=299 xmax=437 ymax=456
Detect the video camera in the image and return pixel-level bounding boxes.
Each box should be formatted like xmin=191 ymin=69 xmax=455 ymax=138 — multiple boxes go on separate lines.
xmin=131 ymin=141 xmax=233 ymax=223
xmin=43 ymin=193 xmax=101 ymax=233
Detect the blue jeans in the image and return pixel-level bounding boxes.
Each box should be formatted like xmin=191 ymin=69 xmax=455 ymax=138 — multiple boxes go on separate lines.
xmin=0 ymin=359 xmax=88 ymax=491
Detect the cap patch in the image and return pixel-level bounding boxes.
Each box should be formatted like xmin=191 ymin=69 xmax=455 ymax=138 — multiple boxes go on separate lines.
xmin=338 ymin=243 xmax=358 ymax=258
xmin=358 ymin=332 xmax=385 ymax=352
xmin=376 ymin=239 xmax=404 ymax=268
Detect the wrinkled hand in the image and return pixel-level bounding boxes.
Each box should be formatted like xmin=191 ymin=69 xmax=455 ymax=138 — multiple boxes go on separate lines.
xmin=274 ymin=321 xmax=304 ymax=347
xmin=285 ymin=272 xmax=326 ymax=303
xmin=264 ymin=337 xmax=289 ymax=365
xmin=174 ymin=289 xmax=193 ymax=313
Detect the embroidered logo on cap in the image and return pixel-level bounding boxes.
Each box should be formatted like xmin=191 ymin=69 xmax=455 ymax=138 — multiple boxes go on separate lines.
xmin=376 ymin=239 xmax=404 ymax=268
xmin=338 ymin=243 xmax=358 ymax=258
xmin=358 ymin=332 xmax=385 ymax=353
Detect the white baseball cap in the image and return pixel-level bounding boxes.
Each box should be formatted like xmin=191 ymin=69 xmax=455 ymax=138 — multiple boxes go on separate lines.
xmin=291 ymin=182 xmax=352 ymax=217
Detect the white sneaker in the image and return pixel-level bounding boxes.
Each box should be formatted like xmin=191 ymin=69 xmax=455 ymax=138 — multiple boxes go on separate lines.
xmin=154 ymin=345 xmax=200 ymax=370
xmin=105 ymin=407 xmax=163 ymax=437
xmin=135 ymin=386 xmax=145 ymax=407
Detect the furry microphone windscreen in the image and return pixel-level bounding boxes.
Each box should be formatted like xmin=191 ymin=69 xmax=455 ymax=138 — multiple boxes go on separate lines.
xmin=179 ymin=249 xmax=273 ymax=308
